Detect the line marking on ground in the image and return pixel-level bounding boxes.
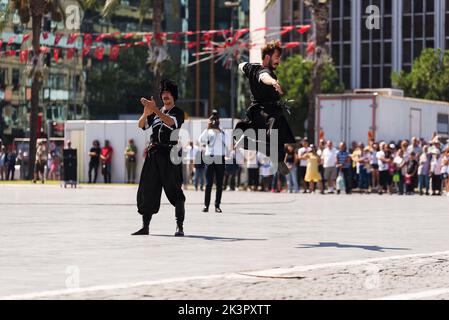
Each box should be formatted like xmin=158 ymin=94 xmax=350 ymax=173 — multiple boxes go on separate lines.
xmin=3 ymin=250 xmax=449 ymax=300
xmin=374 ymin=288 xmax=449 ymax=300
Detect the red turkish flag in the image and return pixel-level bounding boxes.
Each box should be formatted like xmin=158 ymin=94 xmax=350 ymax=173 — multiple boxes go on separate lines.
xmin=22 ymin=34 xmax=30 ymax=44
xmin=7 ymin=36 xmax=15 ymax=46
xmin=123 ymin=33 xmax=135 ymax=39
xmin=155 ymin=32 xmax=167 ymax=45
xmin=297 ymin=25 xmax=312 ymax=34
xmin=134 ymin=41 xmax=145 ymax=46
xmin=124 ymin=43 xmax=133 ymax=49
xmin=53 ymin=48 xmax=60 ymax=63
xmin=67 ymin=33 xmax=78 ymax=45
xmin=144 ymin=34 xmax=153 ymax=44
xmin=42 ymin=32 xmax=49 ymax=40
xmin=67 ymin=48 xmax=76 ymax=60
xmin=187 ymin=41 xmax=198 ymax=49
xmin=54 ymin=33 xmax=63 ymax=46
xmin=19 ymin=50 xmax=28 ymax=63
xmin=284 ymin=42 xmax=301 ymax=49
xmin=306 ymin=41 xmax=315 ymax=55
xmin=82 ymin=47 xmax=90 ymax=57
xmin=109 ymin=45 xmax=120 ymax=61
xmin=94 ymin=33 xmax=107 ymax=42
xmin=94 ymin=46 xmax=105 ymax=60
xmin=84 ymin=34 xmax=93 ymax=47
xmin=281 ymin=26 xmax=295 ymax=36
xmin=234 ymin=28 xmax=249 ymax=40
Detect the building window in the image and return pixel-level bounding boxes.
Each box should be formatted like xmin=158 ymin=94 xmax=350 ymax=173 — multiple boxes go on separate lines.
xmin=48 ymin=74 xmax=66 ymax=90
xmin=0 ymin=69 xmax=7 ymax=89
xmin=361 ymin=0 xmax=393 ymax=88
xmin=437 ymin=114 xmax=449 ymax=135
xmin=12 ymin=69 xmax=20 ymax=90
xmin=402 ymin=0 xmax=435 ymax=71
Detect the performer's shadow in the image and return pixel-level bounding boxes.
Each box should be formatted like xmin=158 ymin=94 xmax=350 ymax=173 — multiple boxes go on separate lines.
xmin=152 ymin=234 xmax=267 ymax=242
xmin=297 ymin=242 xmax=411 ymax=253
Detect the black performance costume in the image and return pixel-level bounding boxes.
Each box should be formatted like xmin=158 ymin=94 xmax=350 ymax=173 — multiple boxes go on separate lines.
xmin=134 ymin=80 xmax=186 ymax=236
xmin=234 ymin=63 xmax=296 ymax=164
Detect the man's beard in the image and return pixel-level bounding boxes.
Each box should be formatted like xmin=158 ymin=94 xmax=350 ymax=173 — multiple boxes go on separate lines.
xmin=268 ymin=61 xmax=278 ymax=71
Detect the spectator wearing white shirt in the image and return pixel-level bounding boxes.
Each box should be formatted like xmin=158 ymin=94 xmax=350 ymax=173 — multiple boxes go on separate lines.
xmin=183 ymin=141 xmax=198 ymax=186
xmin=442 ymin=148 xmax=449 ymax=196
xmin=407 ymin=137 xmax=422 ymax=156
xmin=376 ymin=142 xmax=391 ymax=194
xmin=430 ymin=150 xmax=443 ymax=196
xmin=198 ymin=112 xmax=228 ymax=213
xmin=321 ymin=140 xmax=338 ymax=194
xmin=259 ymin=153 xmax=275 ymax=191
xmin=245 ymin=150 xmax=260 ymax=191
xmin=418 ymin=145 xmax=431 ymax=196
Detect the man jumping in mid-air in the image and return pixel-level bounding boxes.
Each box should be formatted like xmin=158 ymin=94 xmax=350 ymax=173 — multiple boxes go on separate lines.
xmin=235 ymin=40 xmax=296 ymax=175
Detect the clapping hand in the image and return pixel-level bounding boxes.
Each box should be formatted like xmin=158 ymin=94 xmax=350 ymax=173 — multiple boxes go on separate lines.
xmin=140 ymin=96 xmax=158 ymax=115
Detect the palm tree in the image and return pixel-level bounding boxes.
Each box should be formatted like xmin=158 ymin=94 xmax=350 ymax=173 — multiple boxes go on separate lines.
xmin=2 ymin=0 xmax=163 ymax=179
xmin=265 ymin=0 xmax=330 ymax=141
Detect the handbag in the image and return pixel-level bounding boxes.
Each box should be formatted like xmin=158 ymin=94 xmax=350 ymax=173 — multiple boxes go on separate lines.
xmin=392 ymin=172 xmax=400 ymax=183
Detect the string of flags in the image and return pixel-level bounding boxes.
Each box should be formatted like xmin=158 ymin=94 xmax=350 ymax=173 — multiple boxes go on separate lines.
xmin=0 ymin=24 xmax=313 ymax=65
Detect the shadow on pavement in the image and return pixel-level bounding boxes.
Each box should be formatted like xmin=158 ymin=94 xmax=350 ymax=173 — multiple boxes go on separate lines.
xmin=152 ymin=234 xmax=267 ymax=242
xmin=297 ymin=242 xmax=411 ymax=252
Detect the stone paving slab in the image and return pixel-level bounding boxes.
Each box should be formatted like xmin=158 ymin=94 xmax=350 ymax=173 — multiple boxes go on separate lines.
xmin=1 ymin=184 xmax=449 ymax=299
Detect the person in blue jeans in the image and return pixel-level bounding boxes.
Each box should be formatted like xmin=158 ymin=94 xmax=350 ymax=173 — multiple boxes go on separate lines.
xmin=284 ymin=144 xmax=299 ymax=193
xmin=357 ymin=147 xmax=371 ymax=193
xmin=418 ymin=145 xmax=431 ymax=196
xmin=194 ymin=146 xmax=206 ymax=191
xmin=337 ymin=142 xmax=352 ymax=194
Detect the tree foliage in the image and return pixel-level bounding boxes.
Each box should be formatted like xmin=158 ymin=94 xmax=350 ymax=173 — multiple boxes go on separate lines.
xmin=392 ymin=48 xmax=449 ymax=102
xmin=276 ymin=54 xmax=344 ymax=136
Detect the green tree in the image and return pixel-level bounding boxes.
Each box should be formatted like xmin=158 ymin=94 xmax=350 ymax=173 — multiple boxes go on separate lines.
xmin=276 ymin=54 xmax=344 ymax=136
xmin=86 ymin=46 xmax=182 ymax=118
xmin=392 ymin=48 xmax=449 ymax=102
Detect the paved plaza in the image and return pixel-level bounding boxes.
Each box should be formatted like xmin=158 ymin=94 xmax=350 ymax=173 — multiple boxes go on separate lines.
xmin=1 ymin=184 xmax=449 ymax=300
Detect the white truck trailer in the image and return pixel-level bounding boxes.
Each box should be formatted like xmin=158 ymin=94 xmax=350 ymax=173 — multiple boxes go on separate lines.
xmin=316 ymin=90 xmax=449 ymax=144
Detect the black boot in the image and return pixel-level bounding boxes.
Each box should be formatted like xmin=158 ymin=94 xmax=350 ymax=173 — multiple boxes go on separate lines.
xmin=132 ymin=214 xmax=151 ymax=235
xmin=175 ymin=201 xmax=185 ymax=237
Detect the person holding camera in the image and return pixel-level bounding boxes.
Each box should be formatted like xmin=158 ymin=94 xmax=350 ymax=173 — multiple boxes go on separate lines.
xmin=198 ymin=110 xmax=228 ymax=213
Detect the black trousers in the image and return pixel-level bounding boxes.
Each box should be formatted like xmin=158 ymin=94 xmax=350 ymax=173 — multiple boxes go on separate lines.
xmin=204 ymin=156 xmax=225 ymax=208
xmin=88 ymin=162 xmax=99 ymax=183
xmin=234 ymin=103 xmax=296 ymax=161
xmin=432 ymin=175 xmax=442 ymax=193
xmin=248 ymin=168 xmax=259 ymax=187
xmin=379 ymin=170 xmax=390 ymax=192
xmin=341 ymin=168 xmax=353 ymax=193
xmin=137 ymin=146 xmax=186 ymax=219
